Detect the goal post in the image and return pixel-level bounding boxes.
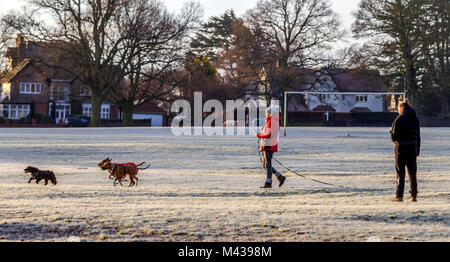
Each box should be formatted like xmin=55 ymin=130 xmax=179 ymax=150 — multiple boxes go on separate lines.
xmin=283 ymin=91 xmax=407 ymax=136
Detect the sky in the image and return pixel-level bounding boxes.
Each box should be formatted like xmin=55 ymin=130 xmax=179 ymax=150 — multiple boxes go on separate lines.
xmin=0 ymin=0 xmax=361 ymax=31
xmin=0 ymin=0 xmax=361 ymax=51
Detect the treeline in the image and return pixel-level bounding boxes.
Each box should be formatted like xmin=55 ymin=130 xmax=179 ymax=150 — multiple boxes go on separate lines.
xmin=0 ymin=0 xmax=448 ymax=127
xmin=352 ymin=0 xmax=449 ymax=116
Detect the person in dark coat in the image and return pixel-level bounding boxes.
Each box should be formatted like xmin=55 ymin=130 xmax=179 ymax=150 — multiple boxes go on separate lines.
xmin=390 ymin=99 xmax=421 ymax=202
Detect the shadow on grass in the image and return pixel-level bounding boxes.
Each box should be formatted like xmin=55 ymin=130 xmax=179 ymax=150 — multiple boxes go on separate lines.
xmin=0 ymin=222 xmax=86 ymax=241
xmin=14 ymin=186 xmax=392 ymax=200
xmin=348 ymin=212 xmax=450 ymax=226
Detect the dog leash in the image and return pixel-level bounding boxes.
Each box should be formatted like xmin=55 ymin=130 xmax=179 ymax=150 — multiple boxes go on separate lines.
xmin=254 ymin=127 xmax=349 ymax=189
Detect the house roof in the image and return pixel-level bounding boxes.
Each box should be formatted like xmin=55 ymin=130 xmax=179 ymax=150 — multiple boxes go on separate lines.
xmin=313 ymin=105 xmax=336 ymax=112
xmin=287 ymin=68 xmax=317 ymax=91
xmin=134 ymin=100 xmax=166 ymax=114
xmin=328 ymin=69 xmax=386 ymax=93
xmin=351 ymin=107 xmax=372 ymax=112
xmin=279 ymin=67 xmax=386 ymax=93
xmin=1 ymin=59 xmax=31 ymax=82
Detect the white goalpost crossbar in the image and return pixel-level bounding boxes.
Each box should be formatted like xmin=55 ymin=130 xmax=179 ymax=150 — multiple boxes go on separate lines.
xmin=283 ymin=91 xmax=407 ymax=136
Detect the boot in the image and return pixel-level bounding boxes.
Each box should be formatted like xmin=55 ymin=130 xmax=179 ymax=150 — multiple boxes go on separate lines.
xmin=277 ymin=175 xmax=286 ymax=187
xmin=410 ymin=190 xmax=418 ymax=203
xmin=260 ymin=182 xmax=272 ymax=189
xmin=392 ymin=196 xmax=403 ymax=202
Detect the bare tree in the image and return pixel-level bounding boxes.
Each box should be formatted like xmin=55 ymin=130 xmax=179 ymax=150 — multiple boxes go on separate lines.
xmin=247 ymin=0 xmax=343 ymax=68
xmin=107 ymin=0 xmax=201 ymax=126
xmin=242 ymin=0 xmax=343 ymax=105
xmin=0 ymin=19 xmax=15 ymax=79
xmin=2 ymin=0 xmax=140 ymax=126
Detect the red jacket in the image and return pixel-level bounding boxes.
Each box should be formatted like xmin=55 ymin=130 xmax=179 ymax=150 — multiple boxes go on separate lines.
xmin=257 ymin=114 xmax=280 ymax=152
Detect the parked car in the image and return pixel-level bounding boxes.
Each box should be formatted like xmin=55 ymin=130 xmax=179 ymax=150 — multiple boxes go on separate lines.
xmin=63 ymin=116 xmax=90 ymax=127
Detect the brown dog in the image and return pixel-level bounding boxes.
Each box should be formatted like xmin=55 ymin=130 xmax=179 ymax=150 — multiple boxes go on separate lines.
xmin=97 ymin=158 xmax=150 ymax=187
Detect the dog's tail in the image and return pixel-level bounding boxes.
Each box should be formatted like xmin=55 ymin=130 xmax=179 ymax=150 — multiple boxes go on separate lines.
xmin=136 ymin=162 xmax=151 ymax=170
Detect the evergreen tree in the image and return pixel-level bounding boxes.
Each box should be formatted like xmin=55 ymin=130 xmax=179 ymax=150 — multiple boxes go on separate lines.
xmin=190 ymin=10 xmax=237 ymax=61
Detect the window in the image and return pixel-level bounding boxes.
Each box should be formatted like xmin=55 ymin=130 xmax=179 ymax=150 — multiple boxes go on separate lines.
xmin=80 ymin=86 xmax=92 ymax=96
xmin=101 ymin=104 xmax=110 ymax=119
xmin=318 ymin=94 xmax=331 ymax=101
xmin=19 ymin=83 xmax=41 ymax=94
xmin=82 ymin=104 xmax=91 ymax=117
xmin=50 ymin=86 xmax=70 ymax=101
xmin=0 ymin=104 xmax=30 ymax=119
xmin=356 ymin=95 xmax=368 ymax=103
xmin=296 ymin=94 xmax=306 ymax=105
xmin=82 ymin=104 xmax=110 ymax=119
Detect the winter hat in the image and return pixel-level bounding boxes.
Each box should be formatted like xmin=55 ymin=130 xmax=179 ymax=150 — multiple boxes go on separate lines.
xmin=266 ymin=105 xmax=281 ymax=115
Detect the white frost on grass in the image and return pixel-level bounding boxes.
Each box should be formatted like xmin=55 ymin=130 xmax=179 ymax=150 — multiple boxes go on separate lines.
xmin=0 ymin=127 xmax=448 ymax=242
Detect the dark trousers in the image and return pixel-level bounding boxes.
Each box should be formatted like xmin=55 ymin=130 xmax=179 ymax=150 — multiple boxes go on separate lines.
xmin=395 ymin=144 xmax=418 ymax=198
xmin=262 ymin=151 xmax=279 ymax=183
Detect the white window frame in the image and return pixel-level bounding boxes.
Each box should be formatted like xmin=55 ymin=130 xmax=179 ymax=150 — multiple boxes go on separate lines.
xmin=101 ymin=104 xmax=110 ymax=119
xmin=0 ymin=104 xmax=30 ymax=119
xmin=80 ymin=86 xmax=92 ymax=96
xmin=82 ymin=103 xmax=92 ymax=117
xmin=49 ymin=102 xmax=71 ymax=123
xmin=318 ymin=94 xmax=331 ymax=101
xmin=82 ymin=104 xmax=110 ymax=119
xmin=50 ymin=86 xmax=70 ymax=102
xmin=356 ymin=95 xmax=368 ymax=103
xmin=19 ymin=82 xmax=42 ymax=94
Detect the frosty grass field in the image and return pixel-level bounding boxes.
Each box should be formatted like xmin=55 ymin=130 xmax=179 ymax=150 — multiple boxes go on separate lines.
xmin=0 ymin=127 xmax=448 ymax=242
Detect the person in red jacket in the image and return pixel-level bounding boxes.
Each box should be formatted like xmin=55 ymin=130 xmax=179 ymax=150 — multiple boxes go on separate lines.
xmin=257 ymin=106 xmax=286 ymax=188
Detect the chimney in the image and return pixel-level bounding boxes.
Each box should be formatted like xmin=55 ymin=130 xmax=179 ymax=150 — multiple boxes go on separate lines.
xmin=16 ymin=34 xmax=28 ymax=61
xmin=16 ymin=34 xmax=24 ymax=48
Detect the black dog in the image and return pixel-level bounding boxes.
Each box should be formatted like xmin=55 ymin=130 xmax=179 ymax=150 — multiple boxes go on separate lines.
xmin=24 ymin=166 xmax=57 ymax=185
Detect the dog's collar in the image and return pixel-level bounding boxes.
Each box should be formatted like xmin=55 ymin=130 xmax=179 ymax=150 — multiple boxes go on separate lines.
xmin=111 ymin=163 xmax=119 ymax=174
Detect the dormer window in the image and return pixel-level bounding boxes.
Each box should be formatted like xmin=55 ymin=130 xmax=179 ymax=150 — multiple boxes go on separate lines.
xmin=80 ymin=85 xmax=92 ymax=96
xmin=319 ymin=94 xmax=331 ymax=101
xmin=356 ymin=95 xmax=368 ymax=103
xmin=20 ymin=82 xmax=41 ymax=94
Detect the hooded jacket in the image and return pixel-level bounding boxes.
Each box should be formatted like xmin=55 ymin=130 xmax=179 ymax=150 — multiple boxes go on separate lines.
xmin=390 ymin=106 xmax=421 ymax=154
xmin=257 ymin=113 xmax=280 ymax=152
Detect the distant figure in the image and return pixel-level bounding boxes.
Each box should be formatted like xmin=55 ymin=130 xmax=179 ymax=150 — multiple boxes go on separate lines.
xmin=390 ymin=99 xmax=421 ymax=202
xmin=257 ymin=106 xmax=286 ymax=189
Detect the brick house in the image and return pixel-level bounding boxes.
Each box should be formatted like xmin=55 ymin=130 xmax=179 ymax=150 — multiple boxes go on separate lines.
xmin=0 ymin=34 xmax=166 ymax=126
